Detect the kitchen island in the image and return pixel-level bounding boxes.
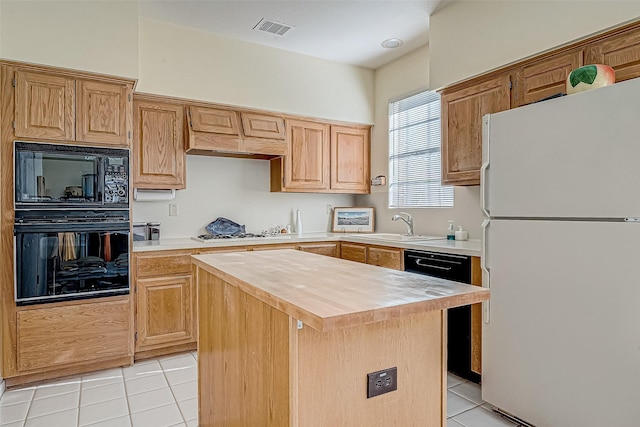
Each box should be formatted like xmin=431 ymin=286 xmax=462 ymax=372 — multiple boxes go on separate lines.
xmin=192 ymin=249 xmax=489 ymax=427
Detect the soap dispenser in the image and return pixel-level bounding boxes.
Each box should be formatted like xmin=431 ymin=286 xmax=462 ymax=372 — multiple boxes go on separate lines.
xmin=446 ymin=220 xmax=455 ymax=240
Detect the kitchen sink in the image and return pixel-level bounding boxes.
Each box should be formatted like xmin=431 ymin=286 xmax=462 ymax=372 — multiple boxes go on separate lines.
xmin=353 ymin=233 xmax=445 ymax=242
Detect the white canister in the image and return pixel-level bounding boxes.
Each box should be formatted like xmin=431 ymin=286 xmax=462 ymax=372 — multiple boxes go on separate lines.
xmin=454 ymin=226 xmax=468 ymax=241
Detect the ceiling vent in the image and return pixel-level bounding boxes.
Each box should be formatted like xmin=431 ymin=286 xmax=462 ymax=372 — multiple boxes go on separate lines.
xmin=252 ymin=18 xmax=295 ymax=37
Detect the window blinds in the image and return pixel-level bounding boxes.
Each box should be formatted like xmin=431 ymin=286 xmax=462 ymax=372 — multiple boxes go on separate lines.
xmin=388 ymin=90 xmax=453 ymax=208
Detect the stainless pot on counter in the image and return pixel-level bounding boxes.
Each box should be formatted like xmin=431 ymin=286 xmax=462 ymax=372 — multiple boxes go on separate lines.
xmin=133 ymin=222 xmax=161 ymax=241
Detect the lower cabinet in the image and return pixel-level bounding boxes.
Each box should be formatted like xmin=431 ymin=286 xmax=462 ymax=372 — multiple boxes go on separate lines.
xmin=135 ymin=275 xmax=194 ymax=351
xmin=340 ymin=243 xmax=403 ymax=270
xmin=133 ymin=250 xmax=197 ymax=359
xmin=14 ymin=297 xmax=132 ymax=383
xmin=298 ymin=242 xmax=340 ymax=257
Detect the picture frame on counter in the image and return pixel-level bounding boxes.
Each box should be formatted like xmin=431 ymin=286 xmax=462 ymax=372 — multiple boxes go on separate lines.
xmin=332 ymin=207 xmax=375 ymax=233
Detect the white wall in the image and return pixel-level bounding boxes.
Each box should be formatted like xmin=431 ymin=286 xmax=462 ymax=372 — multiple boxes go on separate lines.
xmin=0 ymin=0 xmax=138 ymax=78
xmin=430 ymin=1 xmax=640 ymax=89
xmin=137 ymin=18 xmax=374 ymax=124
xmin=356 ymin=45 xmax=483 ymax=238
xmin=133 ymin=155 xmax=354 ymax=238
xmin=132 ymin=18 xmax=373 ymax=235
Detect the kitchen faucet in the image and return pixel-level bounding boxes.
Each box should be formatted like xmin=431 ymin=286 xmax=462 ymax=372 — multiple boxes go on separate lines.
xmin=391 ymin=212 xmax=413 ymax=235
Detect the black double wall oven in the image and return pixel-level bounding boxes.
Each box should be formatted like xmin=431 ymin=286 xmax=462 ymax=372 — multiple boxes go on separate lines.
xmin=14 ymin=142 xmax=130 ymax=305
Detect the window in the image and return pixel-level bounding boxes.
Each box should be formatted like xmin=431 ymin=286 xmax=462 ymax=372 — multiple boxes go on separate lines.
xmin=388 ymin=90 xmax=453 ymax=208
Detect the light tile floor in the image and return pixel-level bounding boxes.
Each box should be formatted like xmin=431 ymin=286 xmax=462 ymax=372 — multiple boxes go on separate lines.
xmin=0 ymin=353 xmax=523 ymax=427
xmin=0 ymin=352 xmax=198 ymax=427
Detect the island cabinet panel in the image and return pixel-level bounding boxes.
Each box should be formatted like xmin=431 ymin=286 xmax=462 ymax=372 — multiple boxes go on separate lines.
xmin=513 ymin=49 xmax=583 ymax=106
xmin=133 ymin=97 xmax=186 ymax=189
xmin=340 ymin=242 xmax=367 ymax=263
xmin=135 ymin=275 xmax=194 ymax=351
xmin=330 ymin=125 xmax=370 ymax=193
xmin=441 ymin=73 xmax=511 ymax=186
xmin=199 ymin=274 xmax=291 ymax=426
xmin=16 ymin=298 xmax=131 ymax=372
xmin=76 ymin=79 xmax=130 ymax=146
xmin=585 ymin=28 xmax=640 ymax=83
xmin=298 ymin=242 xmax=340 ymax=257
xmin=367 ymin=246 xmax=403 ymax=270
xmin=14 ymin=70 xmax=75 ymax=141
xmin=197 ymin=262 xmax=448 ymax=427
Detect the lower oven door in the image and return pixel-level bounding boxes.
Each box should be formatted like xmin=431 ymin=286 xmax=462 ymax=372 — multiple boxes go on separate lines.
xmin=14 ymin=217 xmax=130 ymax=305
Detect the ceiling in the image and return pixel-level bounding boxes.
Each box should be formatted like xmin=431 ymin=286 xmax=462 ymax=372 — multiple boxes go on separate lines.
xmin=138 ymin=0 xmax=443 ymax=70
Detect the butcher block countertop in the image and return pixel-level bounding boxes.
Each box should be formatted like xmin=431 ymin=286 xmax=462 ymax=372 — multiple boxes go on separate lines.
xmin=192 ymin=249 xmax=489 ymax=332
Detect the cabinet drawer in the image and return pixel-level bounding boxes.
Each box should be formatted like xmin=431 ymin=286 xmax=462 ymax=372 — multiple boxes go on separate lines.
xmin=135 ymin=250 xmax=194 ymax=277
xmin=367 ymin=246 xmax=403 ymax=270
xmin=17 ymin=299 xmax=130 ymax=372
xmin=340 ymin=243 xmax=367 ymax=263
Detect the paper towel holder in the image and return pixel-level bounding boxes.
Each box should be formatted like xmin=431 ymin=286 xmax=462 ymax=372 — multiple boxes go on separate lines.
xmin=134 ymin=189 xmax=176 ymax=201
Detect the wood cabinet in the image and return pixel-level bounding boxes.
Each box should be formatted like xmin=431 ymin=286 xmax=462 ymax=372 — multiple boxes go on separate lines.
xmin=340 ymin=242 xmax=368 ymax=264
xmin=340 ymin=242 xmax=402 ymax=270
xmin=367 ymin=246 xmax=403 ymax=270
xmin=133 ymin=250 xmax=196 ymax=358
xmin=585 ymin=27 xmax=640 ymax=82
xmin=133 ymin=96 xmax=186 ymax=189
xmin=272 ymin=119 xmax=330 ymax=191
xmin=513 ymin=50 xmax=583 ymax=106
xmin=186 ymin=105 xmax=287 ymax=157
xmin=470 ymin=257 xmax=483 ymax=376
xmin=441 ymin=73 xmax=512 ymax=186
xmin=330 ymin=125 xmax=370 ymax=193
xmin=298 ymin=242 xmax=340 ymax=258
xmin=271 ymin=120 xmax=371 ymax=194
xmin=13 ymin=68 xmax=132 ymax=147
xmin=16 ymin=298 xmax=131 ymax=373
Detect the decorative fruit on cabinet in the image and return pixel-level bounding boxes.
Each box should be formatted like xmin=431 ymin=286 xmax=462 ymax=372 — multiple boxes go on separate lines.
xmin=566 ymin=64 xmax=615 ymax=94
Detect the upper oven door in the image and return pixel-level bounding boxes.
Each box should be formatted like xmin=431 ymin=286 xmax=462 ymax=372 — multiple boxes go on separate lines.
xmin=14 ymin=141 xmax=129 ymax=210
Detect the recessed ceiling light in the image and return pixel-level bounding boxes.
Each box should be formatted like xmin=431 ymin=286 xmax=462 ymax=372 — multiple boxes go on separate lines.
xmin=381 ymin=38 xmax=403 ymax=49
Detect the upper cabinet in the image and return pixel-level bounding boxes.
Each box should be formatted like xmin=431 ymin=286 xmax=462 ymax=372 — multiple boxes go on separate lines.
xmin=133 ymin=95 xmax=186 ymax=189
xmin=270 ymin=120 xmax=371 ymax=194
xmin=585 ymin=27 xmax=640 ymax=82
xmin=13 ymin=68 xmax=133 ymax=148
xmin=513 ymin=49 xmax=583 ymax=107
xmin=330 ymin=125 xmax=370 ymax=193
xmin=441 ymin=74 xmax=511 ymax=186
xmin=186 ymin=105 xmax=287 ymax=157
xmin=274 ymin=119 xmax=330 ymax=191
xmin=440 ymin=22 xmax=640 ymax=186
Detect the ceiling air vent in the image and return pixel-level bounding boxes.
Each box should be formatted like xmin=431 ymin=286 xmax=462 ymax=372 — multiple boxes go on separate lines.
xmin=252 ymin=18 xmax=295 ymax=37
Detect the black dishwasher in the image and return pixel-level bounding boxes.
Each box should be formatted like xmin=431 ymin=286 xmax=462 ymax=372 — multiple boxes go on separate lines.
xmin=404 ymin=250 xmax=480 ymax=384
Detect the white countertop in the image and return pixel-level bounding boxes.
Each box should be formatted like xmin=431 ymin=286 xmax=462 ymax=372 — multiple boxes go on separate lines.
xmin=133 ymin=232 xmax=481 ymax=257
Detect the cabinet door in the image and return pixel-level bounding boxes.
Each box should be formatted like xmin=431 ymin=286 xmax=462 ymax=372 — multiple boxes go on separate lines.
xmin=133 ymin=98 xmax=185 ymax=189
xmin=330 ymin=125 xmax=370 ymax=193
xmin=340 ymin=243 xmax=367 ymax=263
xmin=367 ymin=246 xmax=403 ymax=270
xmin=441 ymin=74 xmax=511 ymax=186
xmin=136 ymin=275 xmax=195 ymax=351
xmin=470 ymin=257 xmax=482 ymax=375
xmin=17 ymin=299 xmax=131 ymax=372
xmin=187 ymin=105 xmax=241 ymax=152
xmin=76 ymin=80 xmax=130 ymax=146
xmin=241 ymin=112 xmax=288 ymax=156
xmin=298 ymin=243 xmax=340 ymax=258
xmin=585 ymin=28 xmax=640 ymax=82
xmin=14 ymin=70 xmax=75 ymax=141
xmin=283 ymin=119 xmax=330 ymax=190
xmin=514 ymin=50 xmax=582 ymax=106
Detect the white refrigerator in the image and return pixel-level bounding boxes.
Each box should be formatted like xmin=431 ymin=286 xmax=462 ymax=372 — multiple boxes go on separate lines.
xmin=481 ymin=77 xmax=640 ymax=427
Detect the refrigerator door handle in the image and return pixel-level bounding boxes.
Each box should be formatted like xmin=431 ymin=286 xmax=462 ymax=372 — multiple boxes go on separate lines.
xmin=481 ymin=219 xmax=490 ymax=324
xmin=481 ymin=115 xmax=491 ymax=217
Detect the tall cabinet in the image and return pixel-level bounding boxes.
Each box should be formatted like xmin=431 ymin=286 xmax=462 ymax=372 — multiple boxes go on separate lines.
xmin=0 ymin=61 xmax=136 ymax=387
